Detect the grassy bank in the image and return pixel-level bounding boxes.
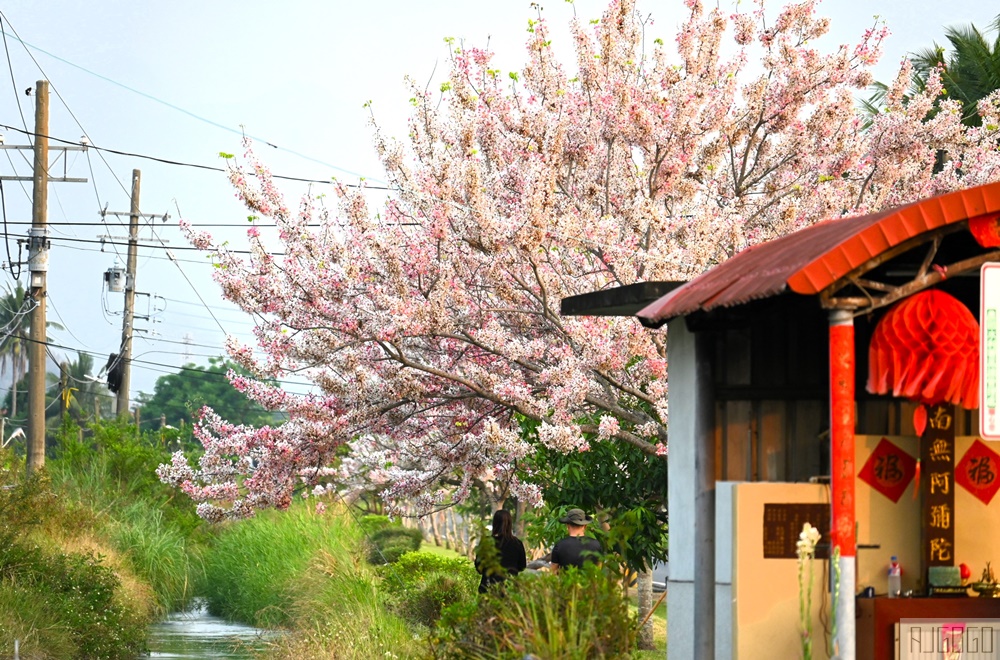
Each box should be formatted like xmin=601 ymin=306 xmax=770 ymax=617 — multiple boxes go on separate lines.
xmin=202 ymin=503 xmax=421 ymax=658
xmin=203 ymin=504 xmax=663 ymax=659
xmin=0 ymin=419 xmax=207 ymax=658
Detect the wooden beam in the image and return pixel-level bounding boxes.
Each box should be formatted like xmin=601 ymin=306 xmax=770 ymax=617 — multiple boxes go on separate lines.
xmin=824 ymin=247 xmax=1000 ymax=312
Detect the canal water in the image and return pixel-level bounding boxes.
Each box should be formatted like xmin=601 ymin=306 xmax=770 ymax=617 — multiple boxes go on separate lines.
xmin=145 ymin=599 xmax=279 ymax=658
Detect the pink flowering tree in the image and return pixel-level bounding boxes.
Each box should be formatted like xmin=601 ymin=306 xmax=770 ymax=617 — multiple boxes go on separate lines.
xmin=158 ymin=0 xmax=1000 ymax=521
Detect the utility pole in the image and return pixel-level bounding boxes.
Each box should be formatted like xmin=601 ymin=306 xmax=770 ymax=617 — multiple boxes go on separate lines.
xmin=117 ymin=169 xmax=140 ymax=417
xmin=101 ymin=171 xmax=164 ymax=419
xmin=0 ymin=80 xmax=87 ymax=474
xmin=26 ymin=80 xmax=50 ymax=475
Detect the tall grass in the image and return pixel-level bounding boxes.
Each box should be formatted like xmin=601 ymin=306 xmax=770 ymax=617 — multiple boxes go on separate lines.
xmin=46 ymin=418 xmax=205 ymax=615
xmin=202 ymin=502 xmax=420 ymax=658
xmin=108 ymin=501 xmax=203 ymax=615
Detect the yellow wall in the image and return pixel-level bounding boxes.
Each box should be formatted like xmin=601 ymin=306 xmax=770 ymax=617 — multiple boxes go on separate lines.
xmin=856 ymin=434 xmax=1000 ymax=592
xmin=732 ymin=482 xmax=831 ymax=660
xmin=854 ymin=435 xmax=921 ymax=595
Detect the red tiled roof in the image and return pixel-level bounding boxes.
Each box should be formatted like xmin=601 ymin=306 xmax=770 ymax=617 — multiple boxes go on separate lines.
xmin=636 ymin=182 xmax=1000 ymax=327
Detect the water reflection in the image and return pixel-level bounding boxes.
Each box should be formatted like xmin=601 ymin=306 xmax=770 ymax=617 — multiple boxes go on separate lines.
xmin=145 ymin=599 xmax=279 ymax=658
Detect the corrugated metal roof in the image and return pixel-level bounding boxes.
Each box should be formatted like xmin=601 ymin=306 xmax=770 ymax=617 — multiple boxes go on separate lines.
xmin=637 ymin=182 xmax=1000 ymax=327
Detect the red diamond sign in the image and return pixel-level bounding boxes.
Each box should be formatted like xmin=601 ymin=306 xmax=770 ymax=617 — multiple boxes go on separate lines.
xmin=956 ymin=439 xmax=1000 ymax=505
xmin=858 ymin=438 xmax=917 ymax=503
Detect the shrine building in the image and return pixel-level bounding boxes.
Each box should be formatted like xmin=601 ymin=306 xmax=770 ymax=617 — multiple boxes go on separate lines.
xmin=562 ymin=181 xmax=1000 ymax=659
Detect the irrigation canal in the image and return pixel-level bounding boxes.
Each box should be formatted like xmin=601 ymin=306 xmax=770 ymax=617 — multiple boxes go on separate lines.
xmin=144 ymin=599 xmax=279 ymax=658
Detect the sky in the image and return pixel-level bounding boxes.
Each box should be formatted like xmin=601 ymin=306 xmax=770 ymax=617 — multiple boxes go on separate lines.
xmin=0 ymin=0 xmax=997 ymax=413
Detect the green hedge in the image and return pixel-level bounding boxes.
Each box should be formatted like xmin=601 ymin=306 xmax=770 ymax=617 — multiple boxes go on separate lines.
xmin=378 ymin=551 xmax=479 ymax=627
xmin=366 ymin=526 xmax=423 ymax=564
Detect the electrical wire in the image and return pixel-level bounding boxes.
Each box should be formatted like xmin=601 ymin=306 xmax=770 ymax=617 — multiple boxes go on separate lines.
xmin=0 ymin=122 xmax=390 ymax=189
xmin=0 ymin=295 xmax=34 ymax=339
xmin=137 ymin=334 xmax=237 ymax=351
xmin=46 ymin=233 xmax=280 ymax=255
xmin=0 ymin=180 xmax=21 ymax=278
xmin=56 ymin=240 xmax=219 ymax=266
xmin=0 ymin=219 xmax=328 ymax=229
xmin=46 ymin=291 xmax=93 ymax=348
xmin=19 ymin=334 xmax=313 ymax=391
xmin=0 ymin=15 xmax=29 ymax=145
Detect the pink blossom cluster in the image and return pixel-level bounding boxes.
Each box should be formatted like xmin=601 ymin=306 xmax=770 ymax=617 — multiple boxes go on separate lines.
xmin=158 ymin=0 xmax=1000 ymax=519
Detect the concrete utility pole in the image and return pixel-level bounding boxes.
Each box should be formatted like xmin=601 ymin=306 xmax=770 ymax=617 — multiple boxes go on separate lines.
xmin=117 ymin=169 xmax=140 ymax=417
xmin=26 ymin=80 xmax=50 ymax=475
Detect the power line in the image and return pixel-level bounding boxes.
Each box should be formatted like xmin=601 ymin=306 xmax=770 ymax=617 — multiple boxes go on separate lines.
xmin=0 ymin=219 xmax=330 ymax=229
xmin=0 ymin=11 xmax=379 ymax=182
xmin=0 ymin=19 xmax=378 ymax=186
xmin=20 ymin=334 xmax=311 ymax=389
xmin=43 ymin=232 xmax=287 ymax=257
xmin=55 ymin=240 xmax=221 ymax=266
xmin=0 ymin=15 xmax=29 ymax=144
xmin=0 ymin=122 xmax=391 ymax=189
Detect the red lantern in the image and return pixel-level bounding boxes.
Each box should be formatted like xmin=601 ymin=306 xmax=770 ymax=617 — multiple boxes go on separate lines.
xmin=969 ymin=212 xmax=1000 ymax=248
xmin=866 ymin=289 xmax=979 ymax=409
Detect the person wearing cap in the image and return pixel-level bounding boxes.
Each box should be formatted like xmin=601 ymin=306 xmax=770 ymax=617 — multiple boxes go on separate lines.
xmin=550 ymin=508 xmax=602 ymax=573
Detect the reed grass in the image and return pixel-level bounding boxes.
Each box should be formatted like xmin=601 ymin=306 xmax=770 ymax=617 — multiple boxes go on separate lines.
xmin=202 ymin=502 xmax=421 ymax=658
xmin=201 ymin=504 xmax=346 ymax=627
xmin=108 ymin=501 xmax=203 ymax=615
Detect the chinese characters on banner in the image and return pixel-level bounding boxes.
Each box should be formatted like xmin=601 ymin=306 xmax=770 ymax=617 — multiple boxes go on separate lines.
xmin=956 ymin=439 xmax=1000 ymax=505
xmin=922 ymin=403 xmax=956 ymax=568
xmin=858 ymin=437 xmax=916 ymax=503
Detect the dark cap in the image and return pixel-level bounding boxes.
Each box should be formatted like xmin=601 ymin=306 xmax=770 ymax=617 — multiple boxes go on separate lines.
xmin=559 ymin=508 xmax=593 ymax=526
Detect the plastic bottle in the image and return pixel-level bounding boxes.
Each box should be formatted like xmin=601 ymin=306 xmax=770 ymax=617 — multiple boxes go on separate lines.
xmin=888 ymin=556 xmax=902 ymax=598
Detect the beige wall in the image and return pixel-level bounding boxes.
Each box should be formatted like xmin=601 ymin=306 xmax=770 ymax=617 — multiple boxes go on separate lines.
xmin=855 ymin=435 xmax=921 ymax=595
xmin=732 ymin=482 xmax=831 ymax=660
xmin=856 ymin=434 xmax=1000 ymax=592
xmin=730 ymin=435 xmax=1000 ymax=659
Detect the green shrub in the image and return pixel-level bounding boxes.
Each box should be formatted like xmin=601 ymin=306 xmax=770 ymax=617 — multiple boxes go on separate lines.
xmin=46 ymin=421 xmax=206 ymax=610
xmin=0 ymin=580 xmax=77 ymax=658
xmin=431 ymin=564 xmax=637 ymax=659
xmin=379 ymin=551 xmax=479 ymax=627
xmin=357 ymin=513 xmax=392 ymax=533
xmin=367 ymin=526 xmax=423 ymax=564
xmin=0 ymin=544 xmax=147 ymax=659
xmin=0 ymin=457 xmax=56 ymax=550
xmin=201 ymin=505 xmax=420 ymax=659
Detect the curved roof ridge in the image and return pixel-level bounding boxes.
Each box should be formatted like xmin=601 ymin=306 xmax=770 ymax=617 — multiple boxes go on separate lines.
xmin=637 ymin=181 xmax=1000 ymax=327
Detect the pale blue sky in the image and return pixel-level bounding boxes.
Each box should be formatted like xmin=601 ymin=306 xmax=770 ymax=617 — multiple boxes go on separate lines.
xmin=0 ymin=1 xmax=996 ymax=405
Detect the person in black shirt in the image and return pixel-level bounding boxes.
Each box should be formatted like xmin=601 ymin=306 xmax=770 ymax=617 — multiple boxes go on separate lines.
xmin=550 ymin=508 xmax=602 ymax=573
xmin=475 ymin=509 xmax=527 ymax=593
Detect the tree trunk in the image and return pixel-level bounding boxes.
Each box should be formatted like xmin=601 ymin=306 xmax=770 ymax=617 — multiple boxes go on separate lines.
xmin=637 ymin=566 xmax=655 ymax=650
xmin=514 ymin=498 xmax=526 ymax=539
xmin=440 ymin=511 xmax=451 ymax=550
xmin=428 ymin=510 xmax=441 ymax=546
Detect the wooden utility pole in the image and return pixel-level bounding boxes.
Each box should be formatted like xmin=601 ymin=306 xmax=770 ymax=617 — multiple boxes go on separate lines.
xmin=116 ymin=169 xmax=140 ymax=417
xmin=26 ymin=80 xmax=49 ymax=475
xmin=4 ymin=80 xmax=89 ymax=474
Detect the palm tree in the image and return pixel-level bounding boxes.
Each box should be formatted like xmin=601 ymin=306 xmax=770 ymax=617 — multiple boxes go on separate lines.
xmin=58 ymin=352 xmax=113 ymax=422
xmin=0 ymin=283 xmax=32 ymax=419
xmin=911 ymin=15 xmax=1000 ymax=126
xmin=861 ymin=15 xmax=1000 ymax=127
